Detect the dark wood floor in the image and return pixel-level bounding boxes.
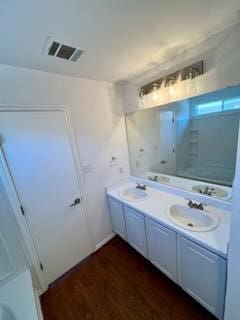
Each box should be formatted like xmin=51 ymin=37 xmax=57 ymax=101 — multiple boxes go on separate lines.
xmin=41 ymin=236 xmax=216 ymax=320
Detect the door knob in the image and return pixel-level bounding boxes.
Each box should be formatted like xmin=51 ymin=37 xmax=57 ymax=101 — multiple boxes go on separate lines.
xmin=70 ymin=198 xmax=81 ymax=207
xmin=160 ymin=160 xmax=167 ymax=164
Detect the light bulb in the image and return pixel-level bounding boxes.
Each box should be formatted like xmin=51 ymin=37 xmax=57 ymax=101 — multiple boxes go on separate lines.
xmin=166 ymin=78 xmax=176 ymax=97
xmin=138 ymin=89 xmax=145 ymax=107
xmin=168 ymin=84 xmax=175 ymax=97
xmin=152 ymin=83 xmax=160 ymax=101
xmin=152 ymin=90 xmax=159 ymax=101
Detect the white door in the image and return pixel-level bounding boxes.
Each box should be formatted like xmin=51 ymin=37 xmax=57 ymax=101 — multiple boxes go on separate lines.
xmin=146 ymin=218 xmax=177 ymax=282
xmin=0 ymin=110 xmax=92 ymax=285
xmin=124 ymin=206 xmax=147 ymax=258
xmin=108 ymin=198 xmax=127 ymax=240
xmin=158 ymin=110 xmax=175 ymax=174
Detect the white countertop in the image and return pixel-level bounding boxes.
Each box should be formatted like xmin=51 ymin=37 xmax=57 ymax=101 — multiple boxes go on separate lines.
xmin=107 ymin=181 xmax=231 ymax=258
xmin=0 ymin=270 xmax=39 ymax=320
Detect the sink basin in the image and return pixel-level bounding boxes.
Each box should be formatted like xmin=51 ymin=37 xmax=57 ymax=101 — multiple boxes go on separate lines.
xmin=192 ymin=184 xmax=229 ymax=200
xmin=147 ymin=175 xmax=170 ymax=183
xmin=167 ymin=204 xmax=219 ymax=232
xmin=119 ymin=187 xmax=151 ymax=201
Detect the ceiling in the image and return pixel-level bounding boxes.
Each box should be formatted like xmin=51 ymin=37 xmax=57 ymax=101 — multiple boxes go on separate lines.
xmin=0 ymin=0 xmax=240 ymax=82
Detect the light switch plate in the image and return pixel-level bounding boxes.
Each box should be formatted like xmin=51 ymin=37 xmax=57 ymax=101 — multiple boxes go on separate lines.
xmin=81 ymin=164 xmax=92 ymax=174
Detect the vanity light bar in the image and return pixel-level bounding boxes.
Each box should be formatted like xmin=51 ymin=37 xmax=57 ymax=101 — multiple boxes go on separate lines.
xmin=139 ymin=61 xmax=203 ymax=96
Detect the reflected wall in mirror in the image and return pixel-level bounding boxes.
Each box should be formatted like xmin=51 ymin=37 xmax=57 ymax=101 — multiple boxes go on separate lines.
xmin=126 ymin=85 xmax=240 ymax=201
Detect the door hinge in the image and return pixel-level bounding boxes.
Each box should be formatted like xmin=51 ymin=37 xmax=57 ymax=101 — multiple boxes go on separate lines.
xmin=40 ymin=263 xmax=44 ymax=271
xmin=173 ymin=148 xmax=175 ymax=153
xmin=20 ymin=205 xmax=25 ymax=216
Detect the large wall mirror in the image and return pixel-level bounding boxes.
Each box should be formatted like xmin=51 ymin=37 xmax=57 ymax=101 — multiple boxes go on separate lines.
xmin=126 ymin=85 xmax=240 ymax=201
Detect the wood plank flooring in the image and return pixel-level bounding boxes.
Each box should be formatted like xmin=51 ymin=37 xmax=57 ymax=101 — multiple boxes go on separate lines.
xmin=41 ymin=236 xmax=217 ymax=320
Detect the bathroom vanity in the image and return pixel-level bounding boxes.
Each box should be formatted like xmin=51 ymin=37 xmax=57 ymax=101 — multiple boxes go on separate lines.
xmin=107 ymin=181 xmax=230 ymax=319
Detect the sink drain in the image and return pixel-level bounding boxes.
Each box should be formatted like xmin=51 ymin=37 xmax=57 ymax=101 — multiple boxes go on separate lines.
xmin=187 ymin=223 xmax=194 ymax=227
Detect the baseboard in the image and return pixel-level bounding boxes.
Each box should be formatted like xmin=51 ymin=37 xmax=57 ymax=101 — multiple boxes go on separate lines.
xmin=95 ymin=233 xmax=116 ymax=251
xmin=38 ymin=287 xmax=47 ymax=295
xmin=35 ymin=289 xmax=44 ymax=320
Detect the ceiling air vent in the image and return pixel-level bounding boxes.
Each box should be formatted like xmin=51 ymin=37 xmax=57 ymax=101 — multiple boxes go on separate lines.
xmin=43 ymin=37 xmax=84 ymax=62
xmin=48 ymin=41 xmax=60 ymax=56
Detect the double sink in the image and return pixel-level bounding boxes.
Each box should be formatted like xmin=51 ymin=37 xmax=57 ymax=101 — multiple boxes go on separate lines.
xmin=119 ymin=186 xmax=219 ymax=232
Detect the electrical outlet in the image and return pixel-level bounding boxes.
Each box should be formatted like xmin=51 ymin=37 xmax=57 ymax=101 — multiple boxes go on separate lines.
xmin=119 ymin=167 xmax=124 ymax=174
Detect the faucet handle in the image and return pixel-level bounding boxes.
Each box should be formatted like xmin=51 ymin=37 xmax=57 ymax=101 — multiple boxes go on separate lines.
xmin=136 ymin=183 xmax=146 ymax=190
xmin=185 ymin=198 xmax=207 ymax=210
xmin=185 ymin=198 xmax=194 ymax=208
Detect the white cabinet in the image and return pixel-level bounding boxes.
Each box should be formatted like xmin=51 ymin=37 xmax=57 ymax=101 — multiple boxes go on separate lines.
xmin=178 ymin=236 xmax=227 ymax=319
xmin=124 ymin=206 xmax=148 ymax=258
xmin=108 ymin=197 xmax=127 ymax=240
xmin=146 ymin=218 xmax=177 ymax=282
xmin=107 ymin=195 xmax=227 ymax=319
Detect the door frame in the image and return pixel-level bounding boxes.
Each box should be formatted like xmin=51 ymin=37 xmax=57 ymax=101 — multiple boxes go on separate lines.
xmin=0 ymin=104 xmax=94 ymax=291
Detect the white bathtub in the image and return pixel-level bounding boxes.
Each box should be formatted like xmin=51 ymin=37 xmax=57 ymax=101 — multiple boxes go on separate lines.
xmin=177 ymin=164 xmax=234 ymax=186
xmin=0 ymin=270 xmax=39 ymax=320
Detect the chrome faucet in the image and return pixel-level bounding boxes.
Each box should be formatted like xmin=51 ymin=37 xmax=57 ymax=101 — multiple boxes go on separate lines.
xmin=136 ymin=183 xmax=146 ymax=191
xmin=197 ymin=186 xmax=212 ymax=196
xmin=148 ymin=175 xmax=158 ymax=182
xmin=186 ymin=199 xmax=204 ymax=210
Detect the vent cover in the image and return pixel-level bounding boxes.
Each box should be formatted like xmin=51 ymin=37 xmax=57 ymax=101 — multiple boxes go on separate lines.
xmin=43 ymin=37 xmax=84 ymax=62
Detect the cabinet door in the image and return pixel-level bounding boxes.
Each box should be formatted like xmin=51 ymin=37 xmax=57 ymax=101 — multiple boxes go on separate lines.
xmin=124 ymin=206 xmax=147 ymax=258
xmin=178 ymin=236 xmax=226 ymax=319
xmin=146 ymin=218 xmax=177 ymax=282
xmin=108 ymin=198 xmax=127 ymax=240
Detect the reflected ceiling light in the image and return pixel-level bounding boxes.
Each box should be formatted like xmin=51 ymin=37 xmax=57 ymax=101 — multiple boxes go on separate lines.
xmin=138 ymin=88 xmax=144 ymax=106
xmin=152 ymin=83 xmax=160 ymax=101
xmin=184 ymin=67 xmax=201 ymax=80
xmin=139 ymin=88 xmax=144 ymax=99
xmin=165 ymin=77 xmax=176 ymax=97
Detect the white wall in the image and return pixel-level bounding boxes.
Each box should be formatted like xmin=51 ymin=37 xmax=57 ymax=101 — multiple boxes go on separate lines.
xmin=0 ymin=64 xmax=130 ymax=249
xmin=126 ymin=100 xmax=191 ymax=177
xmin=122 ymin=22 xmax=240 ymax=113
xmin=126 ymin=108 xmax=158 ymax=176
xmin=224 ymin=128 xmax=240 ymax=320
